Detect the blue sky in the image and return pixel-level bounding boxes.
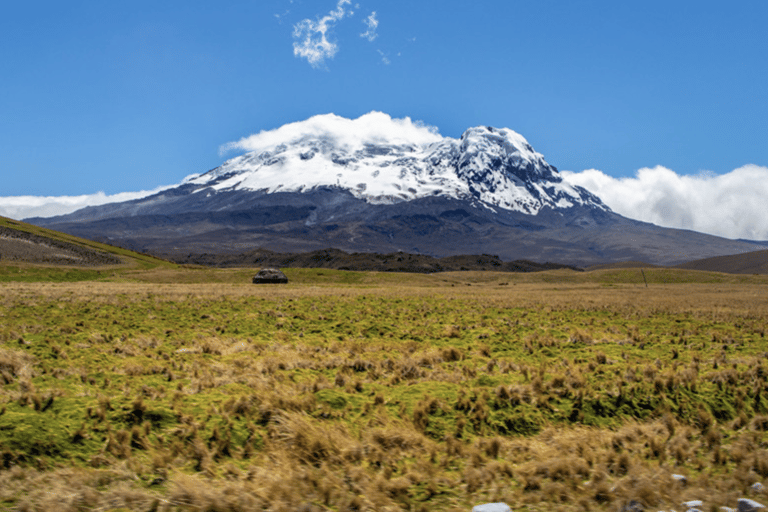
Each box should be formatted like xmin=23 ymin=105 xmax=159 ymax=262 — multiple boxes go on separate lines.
xmin=2 ymin=1 xmax=768 ymax=238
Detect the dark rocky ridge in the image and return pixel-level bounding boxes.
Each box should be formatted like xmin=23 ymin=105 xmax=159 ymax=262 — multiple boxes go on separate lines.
xmin=164 ymin=247 xmax=582 ymax=273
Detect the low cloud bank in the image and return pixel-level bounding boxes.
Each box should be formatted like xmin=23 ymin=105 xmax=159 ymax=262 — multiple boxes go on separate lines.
xmin=562 ymin=165 xmax=768 ymax=241
xmin=220 ymin=111 xmax=442 ymax=155
xmin=0 ymin=184 xmax=183 ymax=220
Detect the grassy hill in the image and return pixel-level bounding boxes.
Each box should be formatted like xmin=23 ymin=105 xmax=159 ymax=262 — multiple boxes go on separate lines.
xmin=0 ymin=216 xmax=174 ymax=281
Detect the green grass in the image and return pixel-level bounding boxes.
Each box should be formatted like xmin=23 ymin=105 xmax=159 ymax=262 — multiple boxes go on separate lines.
xmin=0 ymin=265 xmax=110 ymax=282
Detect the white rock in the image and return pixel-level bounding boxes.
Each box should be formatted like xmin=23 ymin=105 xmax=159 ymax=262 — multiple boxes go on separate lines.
xmin=754 ymin=483 xmax=766 ymax=494
xmin=683 ymin=502 xmax=704 ymax=509
xmin=472 ymin=503 xmax=512 ymax=512
xmin=738 ymin=499 xmax=765 ymax=512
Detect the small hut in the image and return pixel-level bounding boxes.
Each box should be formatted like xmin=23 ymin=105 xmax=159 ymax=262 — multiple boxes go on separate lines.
xmin=252 ymin=268 xmax=288 ymax=284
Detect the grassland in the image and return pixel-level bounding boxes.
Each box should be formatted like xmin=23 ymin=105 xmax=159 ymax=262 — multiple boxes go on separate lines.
xmin=1 ymin=264 xmax=767 ymax=511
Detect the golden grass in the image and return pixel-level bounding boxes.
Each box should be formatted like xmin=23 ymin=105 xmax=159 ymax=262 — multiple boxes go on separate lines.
xmin=1 ymin=269 xmax=767 ymax=510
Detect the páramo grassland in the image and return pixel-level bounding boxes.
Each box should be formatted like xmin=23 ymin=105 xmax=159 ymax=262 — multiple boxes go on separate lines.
xmin=1 ymin=263 xmax=767 ymax=512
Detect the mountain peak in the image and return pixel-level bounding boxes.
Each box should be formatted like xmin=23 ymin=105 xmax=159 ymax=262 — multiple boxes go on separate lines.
xmin=457 ymin=125 xmax=559 ymax=186
xmin=188 ymin=112 xmax=607 ymax=215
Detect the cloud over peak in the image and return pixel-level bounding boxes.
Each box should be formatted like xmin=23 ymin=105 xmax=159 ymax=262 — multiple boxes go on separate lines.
xmin=220 ymin=111 xmax=442 ymax=155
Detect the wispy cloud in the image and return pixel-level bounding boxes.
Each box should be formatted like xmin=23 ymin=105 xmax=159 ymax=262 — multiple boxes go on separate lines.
xmin=561 ymin=165 xmax=768 ymax=241
xmin=377 ymin=49 xmax=390 ymax=65
xmin=292 ymin=0 xmax=352 ymax=68
xmin=360 ymin=11 xmax=379 ymax=42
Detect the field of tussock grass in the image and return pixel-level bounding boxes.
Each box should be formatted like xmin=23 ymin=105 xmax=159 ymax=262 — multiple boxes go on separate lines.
xmin=0 ymin=266 xmax=767 ymax=511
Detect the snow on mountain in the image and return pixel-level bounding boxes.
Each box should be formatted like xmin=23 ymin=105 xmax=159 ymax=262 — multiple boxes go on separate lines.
xmin=187 ymin=112 xmax=607 ymax=215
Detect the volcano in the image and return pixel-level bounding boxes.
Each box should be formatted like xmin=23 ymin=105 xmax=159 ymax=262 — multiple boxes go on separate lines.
xmin=27 ymin=113 xmax=762 ymax=266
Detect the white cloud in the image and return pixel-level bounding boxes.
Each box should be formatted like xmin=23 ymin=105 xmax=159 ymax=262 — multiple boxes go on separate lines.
xmin=360 ymin=11 xmax=379 ymax=42
xmin=562 ymin=165 xmax=768 ymax=241
xmin=292 ymin=0 xmax=352 ymax=68
xmin=377 ymin=49 xmax=390 ymax=65
xmin=0 ymin=182 xmax=189 ymax=220
xmin=220 ymin=111 xmax=442 ymax=155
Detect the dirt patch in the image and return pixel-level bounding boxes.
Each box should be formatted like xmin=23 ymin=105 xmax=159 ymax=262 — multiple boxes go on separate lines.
xmin=0 ymin=226 xmax=122 ymax=266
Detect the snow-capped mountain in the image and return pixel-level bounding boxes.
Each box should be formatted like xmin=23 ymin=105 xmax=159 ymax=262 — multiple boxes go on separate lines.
xmin=27 ymin=113 xmax=765 ymax=266
xmin=186 ymin=115 xmax=606 ymax=215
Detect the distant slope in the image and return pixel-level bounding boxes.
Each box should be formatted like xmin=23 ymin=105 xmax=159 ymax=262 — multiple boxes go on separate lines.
xmin=737 ymin=239 xmax=768 ymax=248
xmin=674 ymin=249 xmax=768 ymax=274
xmin=584 ymin=261 xmax=663 ymax=271
xmin=30 ymin=190 xmax=765 ymax=267
xmin=0 ymin=216 xmax=168 ymax=268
